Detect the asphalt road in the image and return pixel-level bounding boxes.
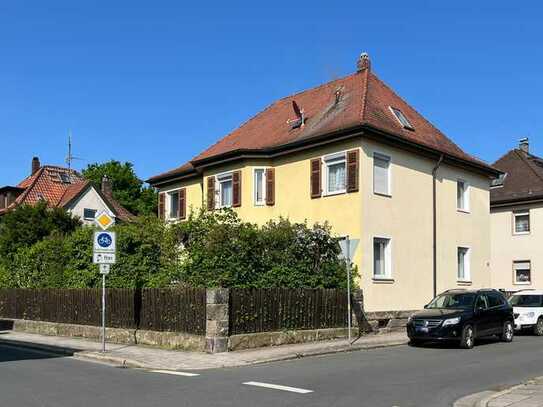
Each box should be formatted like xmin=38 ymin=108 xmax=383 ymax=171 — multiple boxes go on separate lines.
xmin=2 ymin=335 xmax=543 ymax=407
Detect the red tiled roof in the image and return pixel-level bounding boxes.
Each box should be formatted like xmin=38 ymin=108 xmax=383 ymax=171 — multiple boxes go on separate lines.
xmin=491 ymin=149 xmax=543 ymax=204
xmin=148 ymin=66 xmax=497 ymax=184
xmin=2 ymin=165 xmax=134 ymax=221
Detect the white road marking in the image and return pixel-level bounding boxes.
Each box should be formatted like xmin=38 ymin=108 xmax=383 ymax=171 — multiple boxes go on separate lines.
xmin=149 ymin=369 xmax=200 ymax=377
xmin=243 ymin=381 xmax=313 ymax=394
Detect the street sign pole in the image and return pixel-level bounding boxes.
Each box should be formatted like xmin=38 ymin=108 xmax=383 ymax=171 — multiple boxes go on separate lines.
xmin=346 ymin=236 xmax=352 ymax=345
xmin=102 ymin=272 xmax=106 ymax=353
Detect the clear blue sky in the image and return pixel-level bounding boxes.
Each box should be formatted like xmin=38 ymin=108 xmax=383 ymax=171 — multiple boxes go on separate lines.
xmin=1 ymin=1 xmax=541 ymax=185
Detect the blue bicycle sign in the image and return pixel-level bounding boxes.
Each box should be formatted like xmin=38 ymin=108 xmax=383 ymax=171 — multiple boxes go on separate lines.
xmin=97 ymin=233 xmax=113 ymax=248
xmin=93 ymin=231 xmax=116 ymax=254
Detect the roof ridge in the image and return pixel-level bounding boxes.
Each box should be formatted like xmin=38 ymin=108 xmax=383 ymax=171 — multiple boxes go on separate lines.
xmin=492 ymin=149 xmax=516 ymax=167
xmin=366 ymin=72 xmax=475 ymax=160
xmin=360 ymin=68 xmax=370 ymax=122
xmin=13 ymin=167 xmax=45 ymax=207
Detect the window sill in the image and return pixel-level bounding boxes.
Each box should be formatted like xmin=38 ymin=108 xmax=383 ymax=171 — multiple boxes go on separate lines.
xmin=513 ymin=232 xmax=530 ymax=236
xmin=254 ymin=202 xmax=266 ymax=207
xmin=457 ymin=280 xmax=472 ymax=286
xmin=373 ymin=192 xmax=392 ymax=198
xmin=323 ymin=190 xmax=347 ymax=197
xmin=457 ymin=208 xmax=470 ymax=214
xmin=514 ymin=282 xmax=531 ymax=285
xmin=372 ymin=278 xmax=394 ymax=284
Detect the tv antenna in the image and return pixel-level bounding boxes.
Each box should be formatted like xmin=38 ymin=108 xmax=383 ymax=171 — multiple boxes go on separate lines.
xmin=65 ymin=130 xmax=83 ymax=169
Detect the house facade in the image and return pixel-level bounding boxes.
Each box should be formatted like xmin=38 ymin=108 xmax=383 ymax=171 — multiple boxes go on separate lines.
xmin=0 ymin=157 xmax=133 ymax=224
xmin=490 ymin=139 xmax=543 ymax=290
xmin=148 ymin=54 xmax=500 ymax=312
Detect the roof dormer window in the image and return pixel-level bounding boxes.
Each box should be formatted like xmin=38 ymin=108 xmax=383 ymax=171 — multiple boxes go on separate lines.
xmin=389 ymin=107 xmax=414 ymax=130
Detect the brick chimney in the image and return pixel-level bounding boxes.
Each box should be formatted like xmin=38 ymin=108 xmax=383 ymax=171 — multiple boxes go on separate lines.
xmin=519 ymin=138 xmax=529 ymax=154
xmin=101 ymin=175 xmax=112 ymax=195
xmin=357 ymin=52 xmax=371 ymax=72
xmin=31 ymin=157 xmax=40 ymax=175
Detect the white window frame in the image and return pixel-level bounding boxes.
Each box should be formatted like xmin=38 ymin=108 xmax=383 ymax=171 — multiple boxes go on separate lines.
xmin=373 ymin=236 xmax=392 ymax=280
xmin=253 ymin=168 xmax=267 ymax=206
xmin=168 ymin=190 xmax=180 ymax=220
xmin=513 ymin=211 xmax=530 ymax=235
xmin=322 ymin=151 xmax=347 ymax=196
xmin=513 ymin=260 xmax=531 ymax=285
xmin=457 ymin=246 xmax=471 ymax=282
xmin=373 ymin=152 xmax=392 ymax=197
xmin=215 ymin=171 xmax=234 ymax=209
xmin=457 ymin=179 xmax=470 ymax=213
xmin=389 ymin=106 xmax=414 ymax=130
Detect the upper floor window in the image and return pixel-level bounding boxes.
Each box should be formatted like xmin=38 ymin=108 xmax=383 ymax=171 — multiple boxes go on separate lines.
xmin=389 ymin=107 xmax=414 ymax=130
xmin=514 ymin=261 xmax=531 ymax=285
xmin=83 ymin=208 xmax=96 ymax=220
xmin=324 ymin=153 xmax=346 ymax=195
xmin=169 ymin=190 xmax=179 ymax=218
xmin=373 ymin=237 xmax=392 ymax=279
xmin=254 ymin=168 xmax=266 ymax=205
xmin=373 ymin=153 xmax=391 ymax=196
xmin=457 ymin=180 xmax=469 ymax=212
xmin=217 ymin=173 xmax=233 ymax=208
xmin=514 ymin=211 xmax=530 ymax=234
xmin=457 ymin=247 xmax=470 ymax=282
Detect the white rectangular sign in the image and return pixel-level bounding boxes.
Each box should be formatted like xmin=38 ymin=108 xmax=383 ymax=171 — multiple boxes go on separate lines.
xmin=93 ymin=231 xmax=116 ymax=253
xmin=99 ymin=264 xmax=111 ymax=275
xmin=93 ymin=252 xmax=116 ymax=264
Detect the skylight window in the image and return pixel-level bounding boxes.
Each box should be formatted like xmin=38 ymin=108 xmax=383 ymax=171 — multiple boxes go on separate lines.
xmin=389 ymin=107 xmax=414 ymax=130
xmin=59 ymin=172 xmax=71 ymax=184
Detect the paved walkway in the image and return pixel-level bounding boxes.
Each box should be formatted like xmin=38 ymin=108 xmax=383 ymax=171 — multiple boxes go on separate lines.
xmin=455 ymin=377 xmax=543 ymax=407
xmin=0 ymin=330 xmax=407 ymax=370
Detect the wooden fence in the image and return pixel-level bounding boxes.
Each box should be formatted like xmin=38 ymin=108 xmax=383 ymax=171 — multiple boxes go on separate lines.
xmin=0 ymin=288 xmax=206 ymax=335
xmin=229 ymin=288 xmax=348 ymax=335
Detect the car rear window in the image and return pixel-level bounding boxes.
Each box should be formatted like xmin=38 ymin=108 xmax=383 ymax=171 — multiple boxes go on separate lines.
xmin=509 ymin=295 xmax=543 ymax=307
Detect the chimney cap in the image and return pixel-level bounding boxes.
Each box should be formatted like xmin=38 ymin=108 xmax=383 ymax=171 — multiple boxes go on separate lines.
xmin=519 ymin=137 xmax=530 ymax=153
xmin=357 ymin=52 xmax=371 ymax=72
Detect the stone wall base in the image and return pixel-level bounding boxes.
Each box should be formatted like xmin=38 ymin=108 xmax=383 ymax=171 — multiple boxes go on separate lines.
xmin=3 ymin=319 xmax=205 ymax=352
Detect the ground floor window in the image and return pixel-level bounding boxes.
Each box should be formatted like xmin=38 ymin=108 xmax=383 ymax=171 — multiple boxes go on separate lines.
xmin=373 ymin=237 xmax=391 ymax=279
xmin=457 ymin=247 xmax=470 ymax=281
xmin=514 ymin=261 xmax=531 ymax=284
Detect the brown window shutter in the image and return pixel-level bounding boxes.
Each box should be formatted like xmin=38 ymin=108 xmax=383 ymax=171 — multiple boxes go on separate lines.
xmin=346 ymin=149 xmax=360 ymax=193
xmin=178 ymin=188 xmax=186 ymax=220
xmin=310 ymin=158 xmax=322 ymax=198
xmin=207 ymin=177 xmax=215 ymax=210
xmin=232 ymin=170 xmax=242 ymax=207
xmin=265 ymin=168 xmax=275 ymax=206
xmin=158 ymin=193 xmax=165 ymax=220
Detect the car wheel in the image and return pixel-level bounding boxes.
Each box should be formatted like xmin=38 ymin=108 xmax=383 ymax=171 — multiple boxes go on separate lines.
xmin=460 ymin=324 xmax=475 ymax=349
xmin=501 ymin=320 xmax=514 ymax=342
xmin=534 ymin=318 xmax=543 ymax=336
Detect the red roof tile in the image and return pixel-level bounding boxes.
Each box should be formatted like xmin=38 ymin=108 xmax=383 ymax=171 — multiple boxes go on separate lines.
xmin=148 ymin=66 xmax=497 ymax=184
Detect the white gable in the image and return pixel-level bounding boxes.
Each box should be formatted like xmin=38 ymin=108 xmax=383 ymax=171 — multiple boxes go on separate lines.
xmin=64 ymin=185 xmax=116 ymax=225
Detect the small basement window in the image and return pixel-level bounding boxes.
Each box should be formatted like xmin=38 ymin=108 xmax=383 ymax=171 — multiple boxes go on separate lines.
xmin=389 ymin=107 xmax=414 ymax=130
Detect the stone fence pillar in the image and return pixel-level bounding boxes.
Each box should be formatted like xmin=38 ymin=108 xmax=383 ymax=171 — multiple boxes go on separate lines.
xmin=351 ymin=288 xmax=372 ymax=333
xmin=205 ymin=288 xmax=230 ymax=353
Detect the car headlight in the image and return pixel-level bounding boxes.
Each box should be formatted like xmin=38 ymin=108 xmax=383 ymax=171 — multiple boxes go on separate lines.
xmin=442 ymin=317 xmax=461 ymax=326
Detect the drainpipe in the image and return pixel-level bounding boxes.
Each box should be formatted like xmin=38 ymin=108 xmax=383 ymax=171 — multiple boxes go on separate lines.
xmin=432 ymin=155 xmax=444 ymax=298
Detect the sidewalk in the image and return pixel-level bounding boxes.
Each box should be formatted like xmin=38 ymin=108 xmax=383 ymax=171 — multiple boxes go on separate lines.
xmin=0 ymin=330 xmax=408 ymax=370
xmin=455 ymin=377 xmax=543 ymax=407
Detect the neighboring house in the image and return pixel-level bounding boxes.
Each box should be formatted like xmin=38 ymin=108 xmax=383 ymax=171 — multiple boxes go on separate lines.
xmin=148 ymin=53 xmax=500 ymax=312
xmin=0 ymin=157 xmax=133 ymax=224
xmin=490 ymin=138 xmax=543 ymax=290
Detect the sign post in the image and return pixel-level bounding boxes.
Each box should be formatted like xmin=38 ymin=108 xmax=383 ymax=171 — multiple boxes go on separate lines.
xmin=339 ymin=237 xmax=358 ymax=345
xmin=92 ymin=212 xmax=116 ymax=353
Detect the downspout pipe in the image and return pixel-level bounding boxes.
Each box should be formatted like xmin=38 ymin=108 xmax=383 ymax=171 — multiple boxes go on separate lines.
xmin=432 ymin=155 xmax=444 ymax=299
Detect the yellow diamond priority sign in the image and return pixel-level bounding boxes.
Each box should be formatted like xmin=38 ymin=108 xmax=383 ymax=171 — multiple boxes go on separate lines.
xmin=95 ymin=211 xmax=115 ymax=230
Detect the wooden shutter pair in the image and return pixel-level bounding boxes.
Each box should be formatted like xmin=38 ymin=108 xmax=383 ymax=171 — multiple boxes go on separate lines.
xmin=207 ymin=171 xmax=243 ymax=209
xmin=310 ymin=149 xmax=359 ymax=198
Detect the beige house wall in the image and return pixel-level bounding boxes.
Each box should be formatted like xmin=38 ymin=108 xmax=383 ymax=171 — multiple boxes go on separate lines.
xmin=490 ymin=202 xmax=543 ymax=290
xmin=156 ymin=137 xmax=492 ymax=312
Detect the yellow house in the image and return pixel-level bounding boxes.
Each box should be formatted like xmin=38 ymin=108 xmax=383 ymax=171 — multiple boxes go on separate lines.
xmin=490 ymin=138 xmax=543 ymax=291
xmin=148 ymin=54 xmax=500 ymax=312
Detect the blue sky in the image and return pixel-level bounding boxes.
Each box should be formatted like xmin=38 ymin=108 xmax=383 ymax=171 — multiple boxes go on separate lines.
xmin=1 ymin=1 xmax=541 ymax=185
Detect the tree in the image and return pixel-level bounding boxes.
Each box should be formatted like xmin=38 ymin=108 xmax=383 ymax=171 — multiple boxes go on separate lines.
xmin=82 ymin=160 xmax=157 ymax=216
xmin=0 ymin=201 xmax=81 ymax=259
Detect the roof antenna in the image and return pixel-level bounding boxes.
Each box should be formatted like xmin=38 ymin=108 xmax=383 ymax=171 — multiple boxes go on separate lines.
xmin=65 ymin=130 xmax=83 ymax=169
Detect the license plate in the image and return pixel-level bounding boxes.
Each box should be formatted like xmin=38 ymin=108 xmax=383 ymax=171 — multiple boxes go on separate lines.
xmin=416 ymin=327 xmax=429 ymax=333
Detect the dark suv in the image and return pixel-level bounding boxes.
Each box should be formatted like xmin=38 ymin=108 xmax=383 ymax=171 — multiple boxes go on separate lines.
xmin=406 ymin=289 xmax=514 ymax=349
